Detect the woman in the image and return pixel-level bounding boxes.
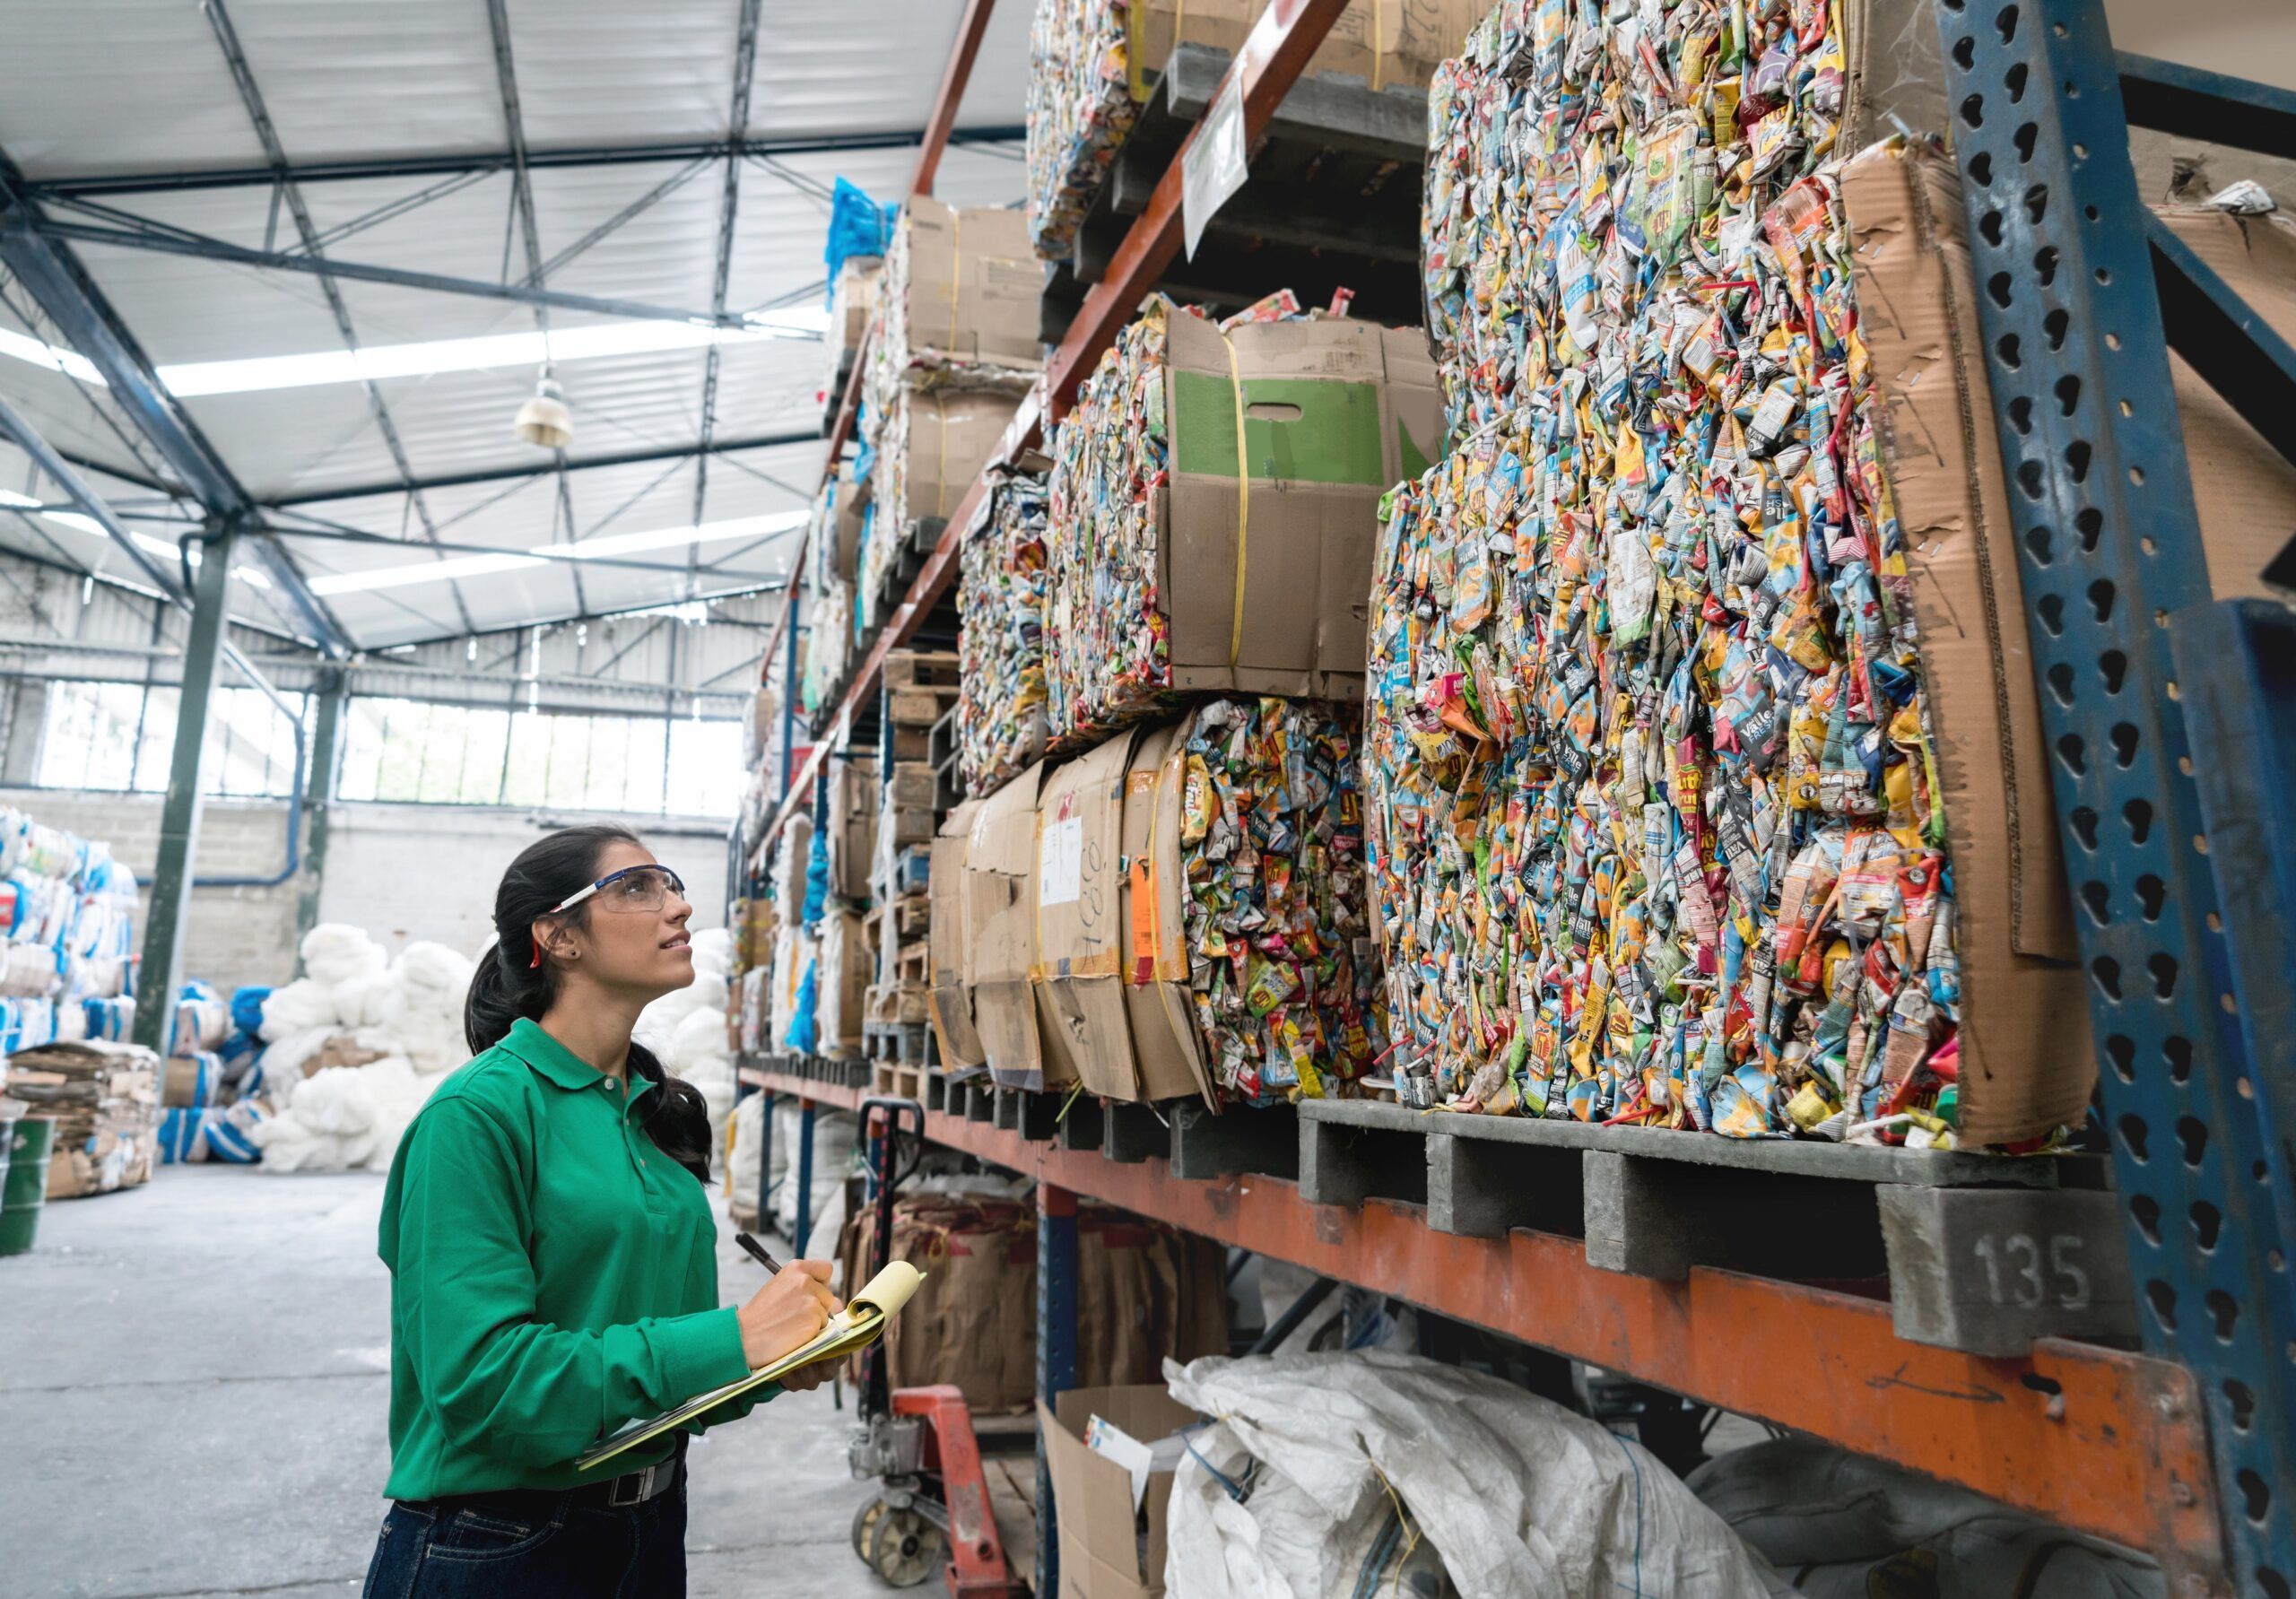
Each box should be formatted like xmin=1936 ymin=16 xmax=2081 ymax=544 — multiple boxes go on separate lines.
xmin=364 ymin=825 xmax=839 ymax=1598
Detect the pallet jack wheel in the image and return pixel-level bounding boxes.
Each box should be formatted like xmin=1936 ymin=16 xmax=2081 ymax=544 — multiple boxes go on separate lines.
xmin=851 ymin=1496 xmax=887 ymax=1564
xmin=865 ymin=1499 xmax=944 ymax=1588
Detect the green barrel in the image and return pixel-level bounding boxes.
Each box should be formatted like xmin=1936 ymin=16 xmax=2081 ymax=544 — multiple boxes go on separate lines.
xmin=0 ymin=1116 xmax=55 ymax=1256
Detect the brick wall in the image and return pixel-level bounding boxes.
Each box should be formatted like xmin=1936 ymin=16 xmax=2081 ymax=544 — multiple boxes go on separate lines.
xmin=0 ymin=788 xmax=731 ymax=995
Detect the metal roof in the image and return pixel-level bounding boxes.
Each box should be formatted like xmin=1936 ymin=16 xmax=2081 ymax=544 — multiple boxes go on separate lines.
xmin=0 ymin=0 xmax=1030 ymax=652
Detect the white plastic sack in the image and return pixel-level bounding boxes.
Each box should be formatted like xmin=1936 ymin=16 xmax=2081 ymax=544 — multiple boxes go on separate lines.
xmin=258 ymin=978 xmax=340 ymax=1042
xmin=670 ymin=1006 xmax=731 ymax=1069
xmin=1163 ymin=1351 xmax=1776 ymax=1599
xmin=728 ymin=1091 xmax=767 ymax=1214
xmin=1689 ymin=1439 xmax=2164 ymax=1599
xmin=770 ymin=1100 xmax=855 ymax=1238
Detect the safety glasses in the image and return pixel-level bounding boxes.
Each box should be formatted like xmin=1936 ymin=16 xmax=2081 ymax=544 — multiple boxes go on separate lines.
xmin=551 ymin=863 xmax=688 ymax=916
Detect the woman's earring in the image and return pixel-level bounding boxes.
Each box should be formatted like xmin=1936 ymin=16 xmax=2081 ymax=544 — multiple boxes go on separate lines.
xmin=528 ymin=943 xmax=542 ymax=969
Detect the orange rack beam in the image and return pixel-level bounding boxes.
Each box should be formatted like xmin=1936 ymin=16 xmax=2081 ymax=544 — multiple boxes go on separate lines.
xmin=738 ymin=1065 xmax=2221 ymax=1576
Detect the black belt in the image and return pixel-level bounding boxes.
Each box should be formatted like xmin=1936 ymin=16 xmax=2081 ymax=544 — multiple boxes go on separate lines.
xmin=418 ymin=1438 xmax=685 ymax=1515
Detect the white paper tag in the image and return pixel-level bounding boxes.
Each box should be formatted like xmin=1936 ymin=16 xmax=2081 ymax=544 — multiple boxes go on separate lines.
xmin=1038 ymin=815 xmax=1083 ymax=906
xmin=1182 ymin=70 xmax=1249 ymax=261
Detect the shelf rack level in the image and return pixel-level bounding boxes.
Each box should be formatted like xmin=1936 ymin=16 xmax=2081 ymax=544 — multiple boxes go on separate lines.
xmin=1938 ymin=2 xmax=2296 ymax=1591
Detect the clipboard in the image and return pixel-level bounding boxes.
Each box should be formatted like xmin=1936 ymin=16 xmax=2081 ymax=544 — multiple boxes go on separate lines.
xmin=575 ymin=1260 xmax=926 ymax=1473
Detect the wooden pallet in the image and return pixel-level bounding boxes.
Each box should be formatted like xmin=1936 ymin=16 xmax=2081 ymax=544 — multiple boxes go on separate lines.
xmin=865 ymin=1019 xmax=935 ymax=1064
xmin=888 ymin=683 xmax=961 ymax=728
xmin=871 ymin=1061 xmax=926 ymax=1102
xmin=895 ymin=941 xmax=930 ymax=988
xmin=1293 ymin=1099 xmax=2131 ymax=1357
xmin=885 ymin=761 xmax=942 ymax=811
xmin=884 ymin=648 xmax=961 ymax=690
xmin=893 ymin=893 xmax=931 ymax=938
xmin=865 ymin=984 xmax=931 ymax=1028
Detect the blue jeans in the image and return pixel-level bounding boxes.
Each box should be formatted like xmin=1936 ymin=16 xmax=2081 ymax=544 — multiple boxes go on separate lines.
xmin=361 ymin=1482 xmax=687 ymax=1598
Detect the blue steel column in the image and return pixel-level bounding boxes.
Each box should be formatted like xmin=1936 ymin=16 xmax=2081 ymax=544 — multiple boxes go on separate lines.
xmin=755 ymin=1090 xmax=776 ymax=1230
xmin=1036 ymin=1181 xmax=1079 ymax=1599
xmin=133 ymin=522 xmax=237 ymax=1056
xmin=1933 ymin=1 xmax=2296 ymax=1589
xmin=793 ymin=1099 xmax=816 ymax=1251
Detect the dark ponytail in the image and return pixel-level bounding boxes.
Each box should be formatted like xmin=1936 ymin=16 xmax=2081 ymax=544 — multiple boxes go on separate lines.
xmin=466 ymin=824 xmax=715 ymax=1183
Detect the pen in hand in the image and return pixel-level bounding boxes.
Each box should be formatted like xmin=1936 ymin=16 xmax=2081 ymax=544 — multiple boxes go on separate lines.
xmin=735 ymin=1231 xmax=783 ymax=1274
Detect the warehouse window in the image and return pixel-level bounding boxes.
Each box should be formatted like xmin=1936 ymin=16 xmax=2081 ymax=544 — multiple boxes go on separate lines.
xmin=336 ymin=697 xmax=739 ymax=819
xmin=32 ymin=678 xmax=306 ymax=798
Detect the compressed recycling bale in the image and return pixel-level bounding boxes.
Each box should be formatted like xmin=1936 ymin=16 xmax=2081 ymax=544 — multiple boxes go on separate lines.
xmin=957 ymin=471 xmax=1050 ymax=799
xmin=1043 ymin=291 xmax=1441 ymax=745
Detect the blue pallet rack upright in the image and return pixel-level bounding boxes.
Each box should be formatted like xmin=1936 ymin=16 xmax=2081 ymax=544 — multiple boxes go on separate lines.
xmin=1935 ymin=1 xmax=2296 ymax=1590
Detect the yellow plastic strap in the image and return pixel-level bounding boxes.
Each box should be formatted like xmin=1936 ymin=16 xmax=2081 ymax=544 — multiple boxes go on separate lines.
xmin=947 ymin=212 xmax=961 ymax=355
xmin=1222 ymin=329 xmax=1248 ymax=669
xmin=1371 ymin=0 xmax=1385 ymax=92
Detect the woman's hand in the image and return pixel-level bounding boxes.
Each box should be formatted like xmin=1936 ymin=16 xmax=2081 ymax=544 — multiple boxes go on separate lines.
xmin=736 ymin=1260 xmax=841 ymax=1379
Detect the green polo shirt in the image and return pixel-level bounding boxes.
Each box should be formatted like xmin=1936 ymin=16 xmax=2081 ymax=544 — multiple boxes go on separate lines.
xmin=378 ymin=1016 xmax=764 ymax=1499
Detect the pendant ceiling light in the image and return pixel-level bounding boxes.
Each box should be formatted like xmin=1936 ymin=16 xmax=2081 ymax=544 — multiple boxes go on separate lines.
xmin=513 ymin=371 xmax=572 ymax=449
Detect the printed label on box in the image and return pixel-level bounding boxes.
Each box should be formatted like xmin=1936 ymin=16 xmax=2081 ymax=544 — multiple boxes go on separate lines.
xmin=1039 ymin=815 xmax=1083 ymax=906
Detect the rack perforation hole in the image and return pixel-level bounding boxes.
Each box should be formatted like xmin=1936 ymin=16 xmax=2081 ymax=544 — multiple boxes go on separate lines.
xmin=2191 ymin=1200 xmax=2222 ymax=1252
xmin=1989 ymin=271 xmax=2015 ymax=309
xmin=2014 ymin=122 xmax=2039 ymax=162
xmin=2165 ymin=1034 xmax=2194 ymax=1082
xmin=2057 ymin=733 xmax=2086 ymax=776
xmin=2055 ymin=373 xmax=2080 ymax=415
xmin=2043 ymin=306 xmax=2069 ymax=351
xmin=2177 ymin=1115 xmax=2209 ymax=1168
xmin=2109 ymin=722 xmax=2140 ymax=768
xmin=2257 ymin=1569 xmax=2288 ymax=1599
xmin=2124 ymin=796 xmax=2152 ymax=844
xmin=2091 ymin=955 xmax=2121 ymax=1000
xmin=2010 ymin=395 xmax=2035 ymax=436
xmin=2105 ymin=1033 xmax=2135 ymax=1082
xmin=1952 ymin=34 xmax=1977 ymax=67
xmin=2239 ymin=1469 xmax=2273 ymax=1525
xmin=2207 ymin=1290 xmax=2240 ymax=1344
xmin=1997 ymin=331 xmax=2021 ymax=367
xmin=2080 ymin=879 xmax=2110 ymax=925
xmin=2046 ymin=663 xmax=2074 ymax=705
xmin=2136 ymin=875 xmax=2166 ymax=920
xmin=2070 ymin=805 xmax=2099 ymax=850
xmin=2017 ymin=458 xmax=2045 ymax=499
xmin=2006 ymin=61 xmax=2029 ymax=102
xmin=2037 ymin=593 xmax=2065 ymax=634
xmin=1961 ymin=93 xmax=1987 ymax=129
xmin=2149 ymin=952 xmax=2179 ymax=999
xmin=2225 ymin=1377 xmax=2257 ymax=1431
xmin=1980 ymin=207 xmax=2005 ymax=246
xmin=1994 ymin=3 xmax=2019 ymax=39
xmin=2099 ymin=648 xmax=2126 ymax=693
xmin=1970 ymin=151 xmax=1994 ymax=187
xmin=2076 ymin=505 xmax=2103 ymax=550
xmin=2065 ymin=439 xmax=2092 ymax=482
xmin=2131 ymin=1186 xmax=2161 ymax=1231
xmin=2023 ymin=183 xmax=2048 ymax=225
xmin=2145 ymin=1278 xmax=2178 ymax=1330
xmin=2088 ymin=578 xmax=2115 ymax=621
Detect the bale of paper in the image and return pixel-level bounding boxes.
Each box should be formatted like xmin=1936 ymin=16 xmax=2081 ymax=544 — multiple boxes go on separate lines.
xmin=957 ymin=471 xmax=1051 ymax=800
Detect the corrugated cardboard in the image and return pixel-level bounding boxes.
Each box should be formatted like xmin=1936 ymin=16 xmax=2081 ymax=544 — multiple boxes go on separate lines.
xmin=828 ymin=754 xmax=879 ymax=902
xmin=1034 ymin=732 xmax=1141 ymax=1099
xmin=1040 ymin=1386 xmax=1199 ymax=1599
xmin=891 ymin=389 xmax=1026 ymax=527
xmin=1128 ymin=0 xmax=1485 ymax=100
xmin=828 ymin=256 xmax=882 ymax=369
xmin=831 ymin=464 xmax=868 ymax=584
xmin=1844 ymin=143 xmax=2296 ymax=1143
xmin=927 ymin=801 xmax=987 ymax=1071
xmin=1160 ymin=314 xmax=1443 ymax=704
xmin=1119 ymin=726 xmax=1215 ymax=1105
xmin=899 ymin=197 xmax=1044 ymax=370
xmin=968 ymin=764 xmax=1065 ymax=1091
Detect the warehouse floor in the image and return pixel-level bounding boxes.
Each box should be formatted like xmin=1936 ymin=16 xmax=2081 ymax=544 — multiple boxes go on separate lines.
xmin=0 ymin=1168 xmax=931 ymax=1599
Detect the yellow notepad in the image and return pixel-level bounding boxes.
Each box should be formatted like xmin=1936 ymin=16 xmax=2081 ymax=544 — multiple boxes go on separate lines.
xmin=576 ymin=1260 xmax=926 ymax=1473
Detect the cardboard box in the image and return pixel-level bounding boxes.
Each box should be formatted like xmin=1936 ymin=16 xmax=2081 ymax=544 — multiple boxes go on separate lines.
xmin=888 ymin=388 xmax=1027 ymax=529
xmin=829 ymin=754 xmax=880 ymax=903
xmin=1126 ymin=0 xmax=1485 ymax=99
xmin=826 ymin=255 xmax=882 ymax=376
xmin=966 ymin=764 xmax=1064 ymax=1091
xmin=1116 ymin=726 xmax=1215 ymax=1104
xmin=928 ymin=801 xmax=988 ymax=1072
xmin=826 ymin=463 xmax=868 ymax=585
xmin=817 ymin=909 xmax=870 ymax=1056
xmin=1844 ymin=143 xmax=2296 ymax=1140
xmin=897 ymin=197 xmax=1043 ymax=371
xmin=1039 ymin=1386 xmax=1199 ymax=1599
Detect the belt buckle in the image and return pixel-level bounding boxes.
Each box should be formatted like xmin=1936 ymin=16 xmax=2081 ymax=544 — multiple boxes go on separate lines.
xmin=606 ymin=1462 xmax=657 ymax=1508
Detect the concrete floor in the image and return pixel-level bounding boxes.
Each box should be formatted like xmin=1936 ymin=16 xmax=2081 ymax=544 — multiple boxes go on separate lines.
xmin=0 ymin=1166 xmax=938 ymax=1599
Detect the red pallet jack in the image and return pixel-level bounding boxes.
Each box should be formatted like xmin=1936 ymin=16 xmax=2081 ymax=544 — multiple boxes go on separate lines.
xmin=844 ymin=1094 xmax=1028 ymax=1596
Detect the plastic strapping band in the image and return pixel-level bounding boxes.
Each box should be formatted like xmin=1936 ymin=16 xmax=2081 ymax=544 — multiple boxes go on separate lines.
xmin=946 ymin=211 xmax=961 ymax=358
xmin=1222 ymin=328 xmax=1248 ymax=669
xmin=1371 ymin=0 xmax=1385 ymax=92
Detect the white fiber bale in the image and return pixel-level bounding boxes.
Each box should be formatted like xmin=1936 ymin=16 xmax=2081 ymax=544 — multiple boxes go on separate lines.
xmin=290 ymin=1065 xmax=378 ymax=1136
xmin=332 ymin=970 xmax=391 ymax=1030
xmin=688 ymin=969 xmax=728 ymax=1012
xmin=670 ymin=1007 xmax=731 ymax=1069
xmin=690 ymin=927 xmax=732 ymax=978
xmin=256 ymin=1023 xmax=338 ymax=1082
xmin=300 ymin=924 xmax=387 ymax=988
xmin=392 ymin=940 xmax=474 ymax=1000
xmin=258 ymin=978 xmax=340 ymax=1042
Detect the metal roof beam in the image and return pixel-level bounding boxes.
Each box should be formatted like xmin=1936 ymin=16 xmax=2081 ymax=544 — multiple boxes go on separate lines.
xmin=0 ymin=167 xmax=350 ymax=656
xmin=202 ymin=0 xmax=478 ymax=638
xmin=260 ymin=429 xmax=820 ymax=505
xmin=39 ymin=219 xmax=752 ymax=329
xmin=691 ymin=0 xmax=766 ymax=598
xmin=265 ymin=521 xmax=797 ymax=578
xmin=351 ymin=578 xmax=792 ymax=654
xmin=22 ymin=128 xmax=1030 ymax=198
